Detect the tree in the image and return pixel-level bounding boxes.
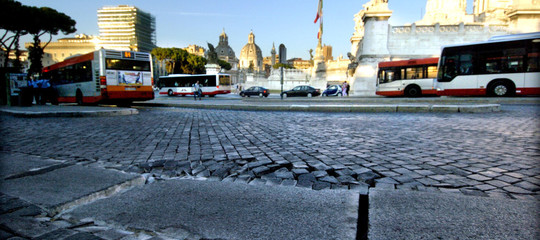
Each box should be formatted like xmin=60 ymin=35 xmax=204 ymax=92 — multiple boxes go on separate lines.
xmin=0 ymin=1 xmax=76 ymax=105
xmin=27 ymin=6 xmax=76 ymax=76
xmin=218 ymin=59 xmax=231 ymax=71
xmin=151 ymin=47 xmax=207 ymax=75
xmin=273 ymin=63 xmax=294 ymax=69
xmin=0 ymin=0 xmax=32 ymax=105
xmin=0 ymin=0 xmax=29 ymax=68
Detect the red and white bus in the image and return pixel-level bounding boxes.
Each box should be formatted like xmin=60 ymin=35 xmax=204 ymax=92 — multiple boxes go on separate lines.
xmin=43 ymin=49 xmax=154 ymax=105
xmin=376 ymin=57 xmax=439 ymax=97
xmin=158 ymin=74 xmax=231 ymax=97
xmin=436 ymin=32 xmax=540 ymax=96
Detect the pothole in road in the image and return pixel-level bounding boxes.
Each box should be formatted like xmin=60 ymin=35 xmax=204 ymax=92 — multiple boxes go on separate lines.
xmin=136 ymin=157 xmax=384 ymax=191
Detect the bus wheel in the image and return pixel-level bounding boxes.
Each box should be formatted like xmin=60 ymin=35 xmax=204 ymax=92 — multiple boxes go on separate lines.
xmin=405 ymin=85 xmax=421 ymax=97
xmin=167 ymin=89 xmax=173 ymax=96
xmin=76 ymin=90 xmax=83 ymax=105
xmin=489 ymin=81 xmax=514 ymax=97
xmin=51 ymin=91 xmax=59 ymax=105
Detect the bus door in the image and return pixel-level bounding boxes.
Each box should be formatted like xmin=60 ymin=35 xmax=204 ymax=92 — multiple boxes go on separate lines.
xmin=440 ymin=52 xmax=479 ymax=94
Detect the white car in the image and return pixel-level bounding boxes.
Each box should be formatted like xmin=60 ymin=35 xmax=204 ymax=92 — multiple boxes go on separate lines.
xmin=322 ymin=85 xmax=343 ymax=96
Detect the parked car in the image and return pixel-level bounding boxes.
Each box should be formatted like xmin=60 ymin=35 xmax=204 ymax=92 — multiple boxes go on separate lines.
xmin=322 ymin=85 xmax=343 ymax=97
xmin=281 ymin=85 xmax=321 ymax=98
xmin=240 ymin=86 xmax=269 ymax=98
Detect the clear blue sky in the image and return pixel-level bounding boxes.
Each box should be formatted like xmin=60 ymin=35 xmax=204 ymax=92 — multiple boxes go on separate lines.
xmin=17 ymin=0 xmax=473 ymax=60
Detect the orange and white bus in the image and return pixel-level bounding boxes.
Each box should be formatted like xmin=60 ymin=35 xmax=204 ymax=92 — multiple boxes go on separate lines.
xmin=436 ymin=32 xmax=540 ymax=96
xmin=158 ymin=74 xmax=231 ymax=97
xmin=376 ymin=57 xmax=439 ymax=97
xmin=43 ymin=49 xmax=154 ymax=105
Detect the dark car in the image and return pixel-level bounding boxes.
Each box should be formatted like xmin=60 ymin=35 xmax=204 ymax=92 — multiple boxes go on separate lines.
xmin=240 ymin=86 xmax=269 ymax=98
xmin=281 ymin=85 xmax=321 ymax=98
xmin=322 ymin=84 xmax=343 ymax=97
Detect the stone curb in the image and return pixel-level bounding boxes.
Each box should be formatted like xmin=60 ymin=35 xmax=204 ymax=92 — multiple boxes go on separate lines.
xmin=0 ymin=108 xmax=138 ymax=117
xmin=135 ymin=102 xmax=501 ymax=113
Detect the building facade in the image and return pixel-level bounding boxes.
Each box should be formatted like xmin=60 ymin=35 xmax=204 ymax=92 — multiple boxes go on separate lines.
xmin=239 ymin=31 xmax=263 ymax=72
xmin=184 ymin=44 xmax=205 ymax=57
xmin=24 ymin=34 xmax=98 ymax=67
xmin=97 ymin=5 xmax=156 ymax=52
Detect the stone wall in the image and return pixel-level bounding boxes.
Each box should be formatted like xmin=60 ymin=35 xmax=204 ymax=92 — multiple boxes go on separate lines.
xmin=388 ymin=23 xmax=509 ymax=58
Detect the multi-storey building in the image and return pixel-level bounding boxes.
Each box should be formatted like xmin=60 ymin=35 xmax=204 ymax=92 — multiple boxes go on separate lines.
xmin=184 ymin=45 xmax=205 ymax=57
xmin=97 ymin=5 xmax=156 ymax=52
xmin=24 ymin=34 xmax=98 ymax=67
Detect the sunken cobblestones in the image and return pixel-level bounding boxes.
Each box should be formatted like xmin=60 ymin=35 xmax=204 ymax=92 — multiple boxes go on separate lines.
xmin=0 ymin=105 xmax=539 ymax=200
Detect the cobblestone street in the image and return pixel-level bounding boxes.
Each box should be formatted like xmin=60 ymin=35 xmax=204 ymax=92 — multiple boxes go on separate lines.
xmin=1 ymin=104 xmax=539 ymax=200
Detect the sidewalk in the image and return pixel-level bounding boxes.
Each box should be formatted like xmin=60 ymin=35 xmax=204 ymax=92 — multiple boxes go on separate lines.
xmin=1 ymin=151 xmax=538 ymax=239
xmin=136 ymin=96 xmax=506 ymax=113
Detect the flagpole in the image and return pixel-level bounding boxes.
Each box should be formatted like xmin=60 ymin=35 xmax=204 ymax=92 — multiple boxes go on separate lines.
xmin=318 ymin=17 xmax=323 ymax=47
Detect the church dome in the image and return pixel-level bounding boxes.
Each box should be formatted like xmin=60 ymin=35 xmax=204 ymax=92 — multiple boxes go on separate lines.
xmin=215 ymin=29 xmax=237 ymax=63
xmin=239 ymin=31 xmax=263 ymax=71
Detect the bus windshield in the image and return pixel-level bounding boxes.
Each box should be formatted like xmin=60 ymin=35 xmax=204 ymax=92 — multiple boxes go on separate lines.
xmin=219 ymin=75 xmax=231 ymax=86
xmin=106 ymin=59 xmax=151 ymax=71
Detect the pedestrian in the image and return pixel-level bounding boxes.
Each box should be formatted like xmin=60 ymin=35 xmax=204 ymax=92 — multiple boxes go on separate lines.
xmin=345 ymin=81 xmax=350 ymax=96
xmin=342 ymin=81 xmax=348 ymax=97
xmin=30 ymin=76 xmax=41 ymax=104
xmin=193 ymin=80 xmax=202 ymax=100
xmin=40 ymin=79 xmax=52 ymax=105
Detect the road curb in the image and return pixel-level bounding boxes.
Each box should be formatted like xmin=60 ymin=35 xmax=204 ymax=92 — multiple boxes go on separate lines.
xmin=135 ymin=102 xmax=500 ymax=113
xmin=0 ymin=107 xmax=138 ymax=117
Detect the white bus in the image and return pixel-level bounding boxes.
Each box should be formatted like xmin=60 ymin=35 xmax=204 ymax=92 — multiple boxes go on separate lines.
xmin=436 ymin=32 xmax=540 ymax=96
xmin=43 ymin=49 xmax=154 ymax=105
xmin=376 ymin=57 xmax=439 ymax=97
xmin=158 ymin=74 xmax=231 ymax=97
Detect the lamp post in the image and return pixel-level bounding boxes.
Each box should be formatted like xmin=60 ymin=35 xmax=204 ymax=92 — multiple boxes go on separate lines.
xmin=279 ymin=44 xmax=286 ymax=100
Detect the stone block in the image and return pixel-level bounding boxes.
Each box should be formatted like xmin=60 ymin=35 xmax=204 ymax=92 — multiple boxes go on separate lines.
xmin=397 ymin=105 xmax=431 ymax=112
xmin=350 ymin=105 xmax=397 ymax=112
xmin=431 ymin=105 xmax=459 ymax=112
xmin=319 ymin=176 xmax=339 ymax=184
xmin=312 ymin=181 xmax=332 ymax=190
xmin=251 ymin=166 xmax=271 ymax=177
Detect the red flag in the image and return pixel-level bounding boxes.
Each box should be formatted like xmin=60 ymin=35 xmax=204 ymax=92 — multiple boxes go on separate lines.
xmin=314 ymin=0 xmax=322 ymax=23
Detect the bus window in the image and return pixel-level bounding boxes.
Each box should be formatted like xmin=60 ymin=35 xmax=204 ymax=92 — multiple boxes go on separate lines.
xmin=106 ymin=59 xmax=151 ymax=71
xmin=377 ymin=70 xmax=386 ymax=84
xmin=219 ymin=75 xmax=231 ymax=86
xmin=440 ymin=51 xmax=472 ymax=81
xmin=527 ymin=40 xmax=539 ymax=72
xmin=427 ymin=66 xmax=437 ymax=78
xmin=406 ymin=67 xmax=422 ymax=79
xmin=527 ymin=53 xmax=539 ymax=72
xmin=389 ymin=70 xmax=397 ymax=82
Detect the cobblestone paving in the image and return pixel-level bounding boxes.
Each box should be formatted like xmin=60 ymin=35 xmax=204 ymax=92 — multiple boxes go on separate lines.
xmin=1 ymin=105 xmax=539 ymax=201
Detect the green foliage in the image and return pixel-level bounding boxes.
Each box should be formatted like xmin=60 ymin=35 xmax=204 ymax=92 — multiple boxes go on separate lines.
xmin=0 ymin=0 xmax=75 ymax=103
xmin=27 ymin=36 xmax=43 ymax=76
xmin=26 ymin=6 xmax=76 ymax=76
xmin=273 ymin=63 xmax=294 ymax=69
xmin=218 ymin=59 xmax=232 ymax=71
xmin=151 ymin=47 xmax=207 ymax=75
xmin=0 ymin=0 xmax=31 ymax=68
